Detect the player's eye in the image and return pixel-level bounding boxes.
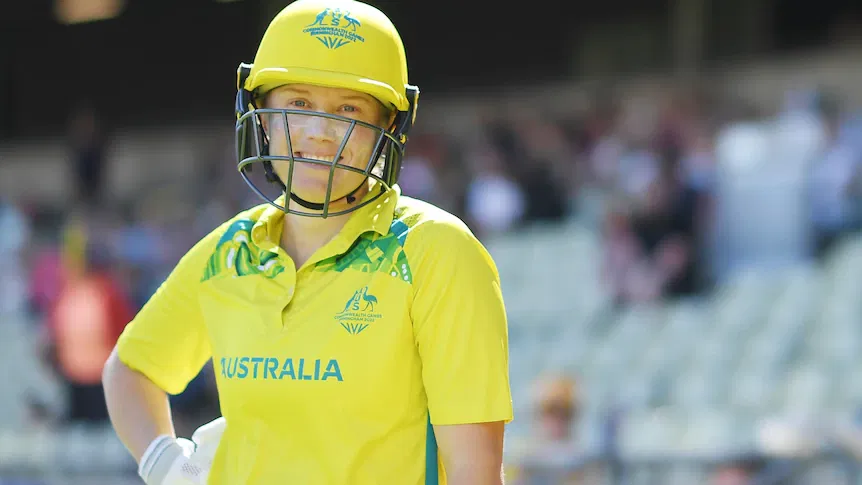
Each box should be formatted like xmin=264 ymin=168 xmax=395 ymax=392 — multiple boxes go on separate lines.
xmin=291 ymin=99 xmax=309 ymax=108
xmin=341 ymin=105 xmax=359 ymax=113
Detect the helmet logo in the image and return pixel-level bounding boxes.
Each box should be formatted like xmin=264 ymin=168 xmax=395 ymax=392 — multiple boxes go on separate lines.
xmin=303 ymin=8 xmax=365 ymax=50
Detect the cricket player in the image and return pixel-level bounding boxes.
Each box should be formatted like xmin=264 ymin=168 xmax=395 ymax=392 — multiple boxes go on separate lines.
xmin=101 ymin=0 xmax=514 ymax=483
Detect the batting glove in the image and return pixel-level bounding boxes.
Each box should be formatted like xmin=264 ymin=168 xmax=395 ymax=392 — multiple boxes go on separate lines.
xmin=138 ymin=417 xmax=227 ymax=485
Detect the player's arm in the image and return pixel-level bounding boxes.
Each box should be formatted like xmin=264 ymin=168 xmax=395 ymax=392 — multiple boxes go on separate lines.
xmin=103 ymin=221 xmax=226 ymax=463
xmin=102 ymin=349 xmax=177 ymax=462
xmin=410 ymin=217 xmax=514 ymax=485
xmin=434 ymin=422 xmax=506 ymax=485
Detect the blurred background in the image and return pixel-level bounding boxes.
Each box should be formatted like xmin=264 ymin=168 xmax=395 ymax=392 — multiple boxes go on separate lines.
xmin=2 ymin=0 xmax=862 ymax=483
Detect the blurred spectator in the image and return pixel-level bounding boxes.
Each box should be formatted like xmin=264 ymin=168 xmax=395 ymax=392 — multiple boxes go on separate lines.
xmin=26 ymin=238 xmax=65 ymax=320
xmin=519 ymin=156 xmax=569 ymax=225
xmin=400 ymin=155 xmax=441 ymax=201
xmin=0 ymin=199 xmax=30 ymax=317
xmin=67 ymin=101 xmax=107 ymax=208
xmin=601 ymin=200 xmax=643 ymax=303
xmin=586 ymin=128 xmax=626 ymax=190
xmin=487 ymin=118 xmax=569 ymax=225
xmin=506 ymin=375 xmax=599 ymax=485
xmin=632 ymin=153 xmax=699 ymax=293
xmin=111 ymin=200 xmax=173 ymax=309
xmin=399 ymin=134 xmax=445 ymax=205
xmin=602 ymin=153 xmax=699 ymax=305
xmin=41 ymin=235 xmax=134 ymax=426
xmin=464 ymin=142 xmax=526 ymax=238
xmin=808 ymin=93 xmax=862 ymax=257
xmin=677 ymin=125 xmax=717 ymax=250
xmin=617 ymin=141 xmax=661 ymax=201
xmin=677 ymin=127 xmax=717 ymax=196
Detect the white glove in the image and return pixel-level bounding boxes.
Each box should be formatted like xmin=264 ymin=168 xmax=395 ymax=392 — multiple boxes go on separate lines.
xmin=138 ymin=417 xmax=227 ymax=485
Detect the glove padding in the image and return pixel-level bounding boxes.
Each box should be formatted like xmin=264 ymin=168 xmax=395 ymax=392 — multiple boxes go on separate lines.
xmin=138 ymin=417 xmax=227 ymax=485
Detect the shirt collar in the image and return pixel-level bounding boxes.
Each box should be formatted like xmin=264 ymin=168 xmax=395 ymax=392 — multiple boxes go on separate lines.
xmin=251 ymin=181 xmax=400 ymax=254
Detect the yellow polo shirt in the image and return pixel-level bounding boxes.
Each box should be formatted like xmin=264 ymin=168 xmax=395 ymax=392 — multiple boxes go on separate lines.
xmin=116 ymin=183 xmax=513 ymax=484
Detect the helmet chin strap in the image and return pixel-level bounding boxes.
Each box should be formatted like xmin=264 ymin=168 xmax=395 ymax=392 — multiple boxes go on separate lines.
xmin=288 ymin=181 xmax=366 ymax=211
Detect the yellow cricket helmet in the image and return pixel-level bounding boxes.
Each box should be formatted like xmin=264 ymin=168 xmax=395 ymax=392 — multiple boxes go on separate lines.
xmin=234 ymin=0 xmax=420 ymax=218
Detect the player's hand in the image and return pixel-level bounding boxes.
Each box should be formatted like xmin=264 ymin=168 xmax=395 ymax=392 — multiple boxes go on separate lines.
xmin=138 ymin=417 xmax=227 ymax=485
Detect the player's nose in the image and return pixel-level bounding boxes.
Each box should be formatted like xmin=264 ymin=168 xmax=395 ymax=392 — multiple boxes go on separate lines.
xmin=302 ymin=114 xmax=340 ymax=142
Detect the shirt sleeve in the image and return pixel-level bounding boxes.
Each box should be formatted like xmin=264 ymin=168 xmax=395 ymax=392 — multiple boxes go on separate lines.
xmin=115 ymin=221 xmax=228 ymax=395
xmin=408 ymin=217 xmax=513 ymax=425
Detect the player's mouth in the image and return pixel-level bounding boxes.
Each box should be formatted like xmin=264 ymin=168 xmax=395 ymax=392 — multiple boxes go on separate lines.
xmin=294 ymin=152 xmax=344 ymax=164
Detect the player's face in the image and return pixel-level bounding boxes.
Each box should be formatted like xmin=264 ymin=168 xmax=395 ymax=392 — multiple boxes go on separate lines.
xmin=261 ymin=84 xmax=393 ymax=205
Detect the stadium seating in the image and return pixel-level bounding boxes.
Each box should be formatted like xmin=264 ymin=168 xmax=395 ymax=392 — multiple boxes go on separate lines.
xmin=490 ymin=221 xmax=862 ymax=483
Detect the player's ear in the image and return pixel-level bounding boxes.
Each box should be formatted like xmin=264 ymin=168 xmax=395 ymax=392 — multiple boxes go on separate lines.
xmin=256 ymin=93 xmax=270 ymax=133
xmin=383 ymin=108 xmax=397 ymax=132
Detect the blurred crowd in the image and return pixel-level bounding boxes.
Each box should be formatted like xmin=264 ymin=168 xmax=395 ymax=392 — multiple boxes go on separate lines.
xmin=1 ymin=78 xmax=862 ymax=483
